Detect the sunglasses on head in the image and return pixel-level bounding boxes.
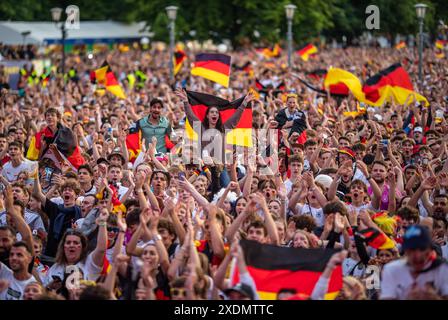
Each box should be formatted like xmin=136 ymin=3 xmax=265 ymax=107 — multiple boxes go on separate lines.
xmin=107 ymin=226 xmax=119 ymax=233
xmin=170 ymin=288 xmax=187 ymax=297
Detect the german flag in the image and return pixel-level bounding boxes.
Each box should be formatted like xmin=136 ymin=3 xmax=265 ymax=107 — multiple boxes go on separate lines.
xmin=324 ymin=67 xmax=364 ymax=100
xmin=297 ymin=44 xmax=318 ymax=61
xmin=356 ymin=227 xmax=395 ymax=250
xmin=306 ymin=69 xmax=327 ymax=81
xmin=231 ymin=240 xmax=342 ymax=300
xmin=362 ymin=63 xmax=428 ymax=106
xmin=255 ymin=79 xmax=286 ymax=96
xmin=191 ymin=53 xmax=231 ymax=87
xmin=260 ymin=44 xmax=282 ymax=59
xmin=174 ymin=49 xmax=186 ymax=76
xmin=125 ymin=121 xmax=142 ymax=163
xmin=185 ymin=90 xmax=252 ymax=147
xmin=235 ymin=61 xmax=254 ymax=77
xmin=395 ymin=41 xmax=407 ymax=50
xmin=27 ymin=125 xmax=85 ymax=169
xmin=92 ymin=62 xmax=126 ymax=99
xmin=95 ymin=184 xmax=126 ymax=214
xmin=435 ymin=40 xmax=446 ymax=59
xmin=436 ymin=39 xmax=447 ymax=49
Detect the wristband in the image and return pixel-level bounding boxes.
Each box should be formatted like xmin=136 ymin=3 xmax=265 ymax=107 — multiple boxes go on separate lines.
xmin=98 ymin=221 xmax=107 ymax=227
xmin=366 ymin=176 xmax=372 ymax=180
xmin=153 ymin=234 xmax=162 ymax=242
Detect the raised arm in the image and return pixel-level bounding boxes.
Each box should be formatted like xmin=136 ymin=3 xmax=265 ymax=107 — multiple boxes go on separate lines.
xmin=3 ymin=184 xmax=34 ymax=256
xmin=224 ymin=92 xmax=254 ymax=130
xmin=175 ymin=88 xmax=200 ymax=124
xmin=178 ymin=176 xmax=210 ymax=208
xmin=91 ymin=209 xmax=109 ymax=268
xmin=207 ymin=204 xmax=225 ymax=260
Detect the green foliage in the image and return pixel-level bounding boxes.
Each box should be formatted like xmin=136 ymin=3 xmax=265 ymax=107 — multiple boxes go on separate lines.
xmin=1 ymin=0 xmax=447 ymax=46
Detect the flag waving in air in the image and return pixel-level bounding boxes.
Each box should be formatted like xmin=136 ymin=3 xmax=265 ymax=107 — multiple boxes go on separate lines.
xmin=231 ymin=240 xmax=343 ymax=300
xmin=174 ymin=48 xmax=187 ymax=75
xmin=395 ymin=41 xmax=407 ymax=50
xmin=91 ymin=62 xmax=126 ymax=99
xmin=362 ymin=63 xmax=428 ymax=106
xmin=191 ymin=53 xmax=231 ymax=87
xmin=297 ymin=44 xmax=318 ymax=61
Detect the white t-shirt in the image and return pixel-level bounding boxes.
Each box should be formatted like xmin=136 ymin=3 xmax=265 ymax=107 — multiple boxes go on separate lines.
xmin=0 ymin=262 xmax=36 ymax=300
xmin=0 ymin=209 xmax=46 ymax=232
xmin=284 ymin=179 xmax=294 ymax=195
xmin=342 ymin=257 xmax=366 ymax=278
xmin=295 ymin=203 xmax=325 ymax=227
xmin=1 ymin=159 xmax=37 ymax=182
xmin=380 ymin=258 xmax=448 ymax=299
xmin=43 ymin=252 xmax=102 ymax=287
xmin=345 ymin=203 xmax=373 ymax=214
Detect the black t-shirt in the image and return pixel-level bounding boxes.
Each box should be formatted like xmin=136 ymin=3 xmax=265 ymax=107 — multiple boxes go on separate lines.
xmin=42 ymin=199 xmax=82 ymax=257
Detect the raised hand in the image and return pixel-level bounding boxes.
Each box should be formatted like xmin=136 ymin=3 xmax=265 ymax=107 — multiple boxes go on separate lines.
xmin=175 ymin=88 xmax=188 ymax=103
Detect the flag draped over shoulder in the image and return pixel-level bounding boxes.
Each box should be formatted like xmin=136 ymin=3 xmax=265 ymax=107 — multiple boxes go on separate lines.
xmin=185 ymin=90 xmax=252 ymax=147
xmin=297 ymin=44 xmax=318 ymax=61
xmin=191 ymin=53 xmax=231 ymax=87
xmin=27 ymin=125 xmax=85 ymax=170
xmin=174 ymin=49 xmax=187 ymax=75
xmin=91 ymin=62 xmax=126 ymax=99
xmin=231 ymin=240 xmax=342 ymax=300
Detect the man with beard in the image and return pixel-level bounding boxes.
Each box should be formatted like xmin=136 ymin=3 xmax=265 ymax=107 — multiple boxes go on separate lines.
xmin=0 ymin=242 xmax=36 ymax=300
xmin=138 ymin=98 xmax=174 ymax=153
xmin=367 ymin=160 xmax=401 ymax=211
xmin=380 ymin=225 xmax=448 ymax=300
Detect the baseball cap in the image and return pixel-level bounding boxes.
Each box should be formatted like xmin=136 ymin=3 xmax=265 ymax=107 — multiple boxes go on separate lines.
xmin=402 ymin=225 xmax=432 ymax=251
xmin=315 ymin=174 xmax=333 ymax=189
xmin=414 ymin=126 xmax=423 ymax=133
xmin=223 ymin=283 xmax=255 ymax=300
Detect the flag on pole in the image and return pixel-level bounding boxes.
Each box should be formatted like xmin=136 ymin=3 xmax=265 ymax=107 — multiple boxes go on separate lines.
xmin=191 ymin=53 xmax=231 ymax=87
xmin=297 ymin=44 xmax=318 ymax=61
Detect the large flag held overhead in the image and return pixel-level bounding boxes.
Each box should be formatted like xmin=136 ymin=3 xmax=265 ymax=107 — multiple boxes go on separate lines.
xmin=191 ymin=53 xmax=231 ymax=87
xmin=297 ymin=44 xmax=318 ymax=61
xmin=91 ymin=62 xmax=126 ymax=99
xmin=231 ymin=240 xmax=343 ymax=300
xmin=185 ymin=90 xmax=252 ymax=147
xmin=174 ymin=49 xmax=187 ymax=75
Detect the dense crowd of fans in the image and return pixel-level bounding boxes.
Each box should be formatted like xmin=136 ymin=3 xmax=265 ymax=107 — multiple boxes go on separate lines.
xmin=0 ymin=41 xmax=447 ymax=300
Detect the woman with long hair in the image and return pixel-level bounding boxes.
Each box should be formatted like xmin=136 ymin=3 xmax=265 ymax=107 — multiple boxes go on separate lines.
xmin=43 ymin=209 xmax=109 ymax=288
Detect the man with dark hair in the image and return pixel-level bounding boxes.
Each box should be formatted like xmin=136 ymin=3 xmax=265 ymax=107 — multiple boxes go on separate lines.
xmin=138 ymin=98 xmax=174 ymax=153
xmin=1 ymin=141 xmax=36 ymax=183
xmin=77 ymin=164 xmax=96 ymax=196
xmin=380 ymin=225 xmax=448 ymax=300
xmin=33 ymin=176 xmax=82 ymax=257
xmin=0 ymin=241 xmax=36 ymax=300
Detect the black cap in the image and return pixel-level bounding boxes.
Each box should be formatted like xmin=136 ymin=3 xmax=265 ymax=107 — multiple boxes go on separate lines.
xmin=223 ymin=283 xmax=255 ymax=300
xmin=96 ymin=157 xmax=110 ymax=166
xmin=402 ymin=225 xmax=432 ymax=251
